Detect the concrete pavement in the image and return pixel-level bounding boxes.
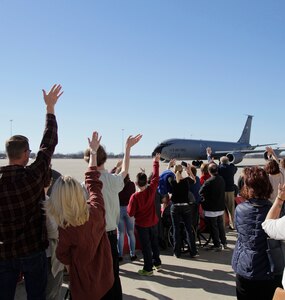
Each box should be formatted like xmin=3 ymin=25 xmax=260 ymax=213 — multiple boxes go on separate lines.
xmin=120 ymin=230 xmax=237 ymax=300
xmin=15 ymin=230 xmax=237 ymax=300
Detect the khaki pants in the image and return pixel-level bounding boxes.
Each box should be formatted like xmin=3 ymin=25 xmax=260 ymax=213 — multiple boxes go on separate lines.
xmin=224 ymin=191 xmax=235 ymax=229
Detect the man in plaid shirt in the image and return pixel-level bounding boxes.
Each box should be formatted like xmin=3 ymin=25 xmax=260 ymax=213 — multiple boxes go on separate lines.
xmin=0 ymin=84 xmax=63 ymax=300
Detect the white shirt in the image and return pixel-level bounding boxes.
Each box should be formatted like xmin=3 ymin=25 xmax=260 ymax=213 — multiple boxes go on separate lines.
xmin=262 ymin=216 xmax=285 ymax=287
xmin=99 ymin=170 xmax=124 ymax=231
xmin=268 ymin=171 xmax=285 ymax=203
xmin=204 ymin=210 xmax=224 ymax=217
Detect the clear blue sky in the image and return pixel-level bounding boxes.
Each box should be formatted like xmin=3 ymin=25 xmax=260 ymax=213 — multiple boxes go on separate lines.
xmin=0 ymin=0 xmax=284 ymax=155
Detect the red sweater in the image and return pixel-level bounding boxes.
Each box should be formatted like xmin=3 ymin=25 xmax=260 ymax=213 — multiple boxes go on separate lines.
xmin=56 ymin=167 xmax=114 ymax=300
xmin=200 ymin=173 xmax=211 ymax=185
xmin=127 ymin=161 xmax=159 ymax=227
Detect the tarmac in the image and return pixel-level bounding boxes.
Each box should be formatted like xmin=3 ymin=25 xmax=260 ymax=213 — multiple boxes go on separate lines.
xmin=15 ymin=230 xmax=237 ymax=300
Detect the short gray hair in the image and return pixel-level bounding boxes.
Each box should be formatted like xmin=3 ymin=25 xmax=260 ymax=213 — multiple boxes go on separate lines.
xmin=220 ymin=156 xmax=229 ymax=164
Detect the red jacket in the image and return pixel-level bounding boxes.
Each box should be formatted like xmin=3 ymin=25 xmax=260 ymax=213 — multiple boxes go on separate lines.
xmin=127 ymin=161 xmax=159 ymax=227
xmin=56 ymin=167 xmax=113 ymax=300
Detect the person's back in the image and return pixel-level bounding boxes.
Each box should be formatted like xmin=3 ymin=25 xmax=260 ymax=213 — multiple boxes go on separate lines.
xmin=199 ymin=163 xmax=227 ymax=251
xmin=200 ymin=174 xmax=225 ymax=212
xmin=48 ymin=131 xmax=114 ymax=300
xmin=233 ymin=199 xmax=272 ymax=279
xmin=218 ymin=160 xmax=237 ymax=192
xmin=0 ymin=84 xmax=63 ymax=300
xmin=264 ymin=159 xmax=285 ymax=202
xmin=200 ymin=162 xmax=210 ymax=185
xmin=99 ymin=169 xmax=124 ymax=231
xmin=218 ymin=156 xmax=237 ymax=229
xmin=89 ymin=134 xmax=142 ymax=299
xmin=116 ymin=173 xmax=137 ymax=261
xmin=189 ymin=167 xmax=202 ymax=204
xmin=128 ymin=159 xmax=159 ymax=227
xmin=127 ymin=154 xmax=161 ymax=276
xmin=232 ymin=166 xmax=281 ymax=300
xmin=158 ymin=169 xmax=175 ymax=196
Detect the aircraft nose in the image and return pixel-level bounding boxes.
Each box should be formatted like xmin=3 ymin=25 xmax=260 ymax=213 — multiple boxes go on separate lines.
xmin=152 ymin=144 xmax=165 ymax=157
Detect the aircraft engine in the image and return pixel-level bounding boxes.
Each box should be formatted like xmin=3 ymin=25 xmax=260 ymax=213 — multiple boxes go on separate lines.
xmin=226 ymin=152 xmax=244 ymax=164
xmin=263 ymin=151 xmax=270 ymax=160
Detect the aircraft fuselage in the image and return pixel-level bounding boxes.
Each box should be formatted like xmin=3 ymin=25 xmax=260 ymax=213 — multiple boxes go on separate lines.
xmin=153 ymin=138 xmax=251 ymax=161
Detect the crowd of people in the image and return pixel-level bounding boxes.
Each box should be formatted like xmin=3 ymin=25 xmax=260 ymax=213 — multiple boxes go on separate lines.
xmin=1 ymin=84 xmax=285 ymax=300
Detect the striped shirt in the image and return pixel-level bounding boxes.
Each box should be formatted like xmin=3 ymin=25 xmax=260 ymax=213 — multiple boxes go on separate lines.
xmin=0 ymin=114 xmax=58 ymax=260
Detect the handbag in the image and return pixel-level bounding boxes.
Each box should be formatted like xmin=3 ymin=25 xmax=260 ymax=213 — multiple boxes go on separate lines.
xmin=266 ymin=238 xmax=285 ymax=275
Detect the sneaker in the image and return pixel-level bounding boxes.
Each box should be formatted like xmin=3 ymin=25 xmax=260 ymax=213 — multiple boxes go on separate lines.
xmin=191 ymin=252 xmax=199 ymax=258
xmin=223 ymin=244 xmax=230 ymax=250
xmin=130 ymin=255 xmax=137 ymax=261
xmin=153 ymin=265 xmax=162 ymax=272
xmin=138 ymin=269 xmax=153 ymax=276
xmin=206 ymin=245 xmax=222 ymax=252
xmin=173 ymin=253 xmax=181 ymax=258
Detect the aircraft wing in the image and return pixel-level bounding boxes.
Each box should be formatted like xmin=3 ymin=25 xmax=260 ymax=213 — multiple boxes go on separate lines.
xmin=214 ymin=148 xmax=285 ymax=155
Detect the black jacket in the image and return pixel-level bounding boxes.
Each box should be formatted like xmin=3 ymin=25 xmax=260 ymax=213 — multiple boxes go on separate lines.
xmin=218 ymin=163 xmax=237 ymax=192
xmin=199 ymin=175 xmax=225 ymax=212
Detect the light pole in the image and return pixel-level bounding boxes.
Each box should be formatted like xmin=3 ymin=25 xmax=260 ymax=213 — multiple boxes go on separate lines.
xmin=10 ymin=119 xmax=13 ymax=136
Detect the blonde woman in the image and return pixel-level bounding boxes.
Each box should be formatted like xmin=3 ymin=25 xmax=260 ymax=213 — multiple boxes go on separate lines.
xmin=168 ymin=163 xmax=198 ymax=258
xmin=45 ymin=132 xmax=113 ymax=300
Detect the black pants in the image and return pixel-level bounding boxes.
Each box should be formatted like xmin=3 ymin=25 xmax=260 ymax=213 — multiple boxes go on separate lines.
xmin=205 ymin=215 xmax=226 ymax=247
xmin=136 ymin=224 xmax=161 ymax=272
xmin=236 ymin=274 xmax=282 ymax=300
xmin=170 ymin=204 xmax=197 ymax=257
xmin=101 ymin=231 xmax=122 ymax=300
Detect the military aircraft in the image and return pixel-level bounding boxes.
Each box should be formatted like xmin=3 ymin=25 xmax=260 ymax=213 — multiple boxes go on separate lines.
xmin=152 ymin=115 xmax=284 ymax=167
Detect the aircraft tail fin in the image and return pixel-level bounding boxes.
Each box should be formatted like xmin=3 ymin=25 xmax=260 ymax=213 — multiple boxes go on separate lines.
xmin=237 ymin=115 xmax=253 ymax=144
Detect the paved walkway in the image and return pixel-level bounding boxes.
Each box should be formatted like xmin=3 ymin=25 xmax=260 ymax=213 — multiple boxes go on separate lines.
xmin=15 ymin=230 xmax=237 ymax=300
xmin=120 ymin=230 xmax=237 ymax=300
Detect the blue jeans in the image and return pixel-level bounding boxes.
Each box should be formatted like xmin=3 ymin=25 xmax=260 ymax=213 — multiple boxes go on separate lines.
xmin=170 ymin=204 xmax=197 ymax=257
xmin=136 ymin=224 xmax=161 ymax=272
xmin=117 ymin=206 xmax=136 ymax=257
xmin=0 ymin=250 xmax=47 ymax=300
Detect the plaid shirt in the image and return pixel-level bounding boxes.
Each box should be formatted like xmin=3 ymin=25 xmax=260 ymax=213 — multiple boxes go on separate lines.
xmin=0 ymin=114 xmax=58 ymax=260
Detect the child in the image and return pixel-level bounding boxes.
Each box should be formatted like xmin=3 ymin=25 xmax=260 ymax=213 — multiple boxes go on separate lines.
xmin=45 ymin=132 xmax=113 ymax=300
xmin=127 ymin=153 xmax=161 ymax=276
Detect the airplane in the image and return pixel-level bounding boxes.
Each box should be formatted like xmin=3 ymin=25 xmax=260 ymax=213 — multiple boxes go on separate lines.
xmin=152 ymin=115 xmax=284 ymax=167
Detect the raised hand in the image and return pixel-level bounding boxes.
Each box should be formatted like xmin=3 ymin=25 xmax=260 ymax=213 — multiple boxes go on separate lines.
xmin=206 ymin=147 xmax=212 ymax=155
xmin=154 ymin=153 xmax=161 ymax=162
xmin=42 ymin=84 xmax=63 ymax=114
xmin=116 ymin=160 xmax=123 ymax=169
xmin=43 ymin=84 xmax=63 ymax=106
xmin=277 ymin=183 xmax=285 ymax=201
xmin=169 ymin=158 xmax=176 ymax=167
xmin=126 ymin=134 xmax=142 ymax=149
xmin=88 ymin=131 xmax=101 ymax=168
xmin=88 ymin=131 xmax=102 ymax=153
